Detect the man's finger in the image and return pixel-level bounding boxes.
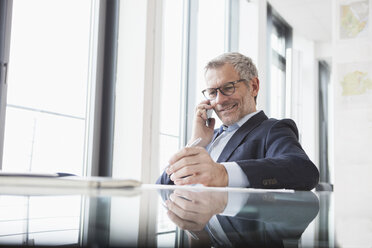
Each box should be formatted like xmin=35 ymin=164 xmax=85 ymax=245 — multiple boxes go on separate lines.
xmin=166 ymin=198 xmax=198 ymax=221
xmin=173 ymin=189 xmax=198 ymax=201
xmin=196 ymin=103 xmax=213 ymax=110
xmin=167 ymin=147 xmax=203 ymax=172
xmin=195 ymin=100 xmax=212 ymax=111
xmin=169 ymin=193 xmax=197 ymax=212
xmin=167 ymin=210 xmax=198 ymax=230
xmin=170 ymin=164 xmax=200 ymax=181
xmin=195 ymin=101 xmax=214 ymax=121
xmin=174 ymin=174 xmax=202 ymax=186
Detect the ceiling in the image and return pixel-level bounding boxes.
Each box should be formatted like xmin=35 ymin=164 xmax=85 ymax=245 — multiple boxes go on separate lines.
xmin=268 ymin=0 xmax=332 ymax=42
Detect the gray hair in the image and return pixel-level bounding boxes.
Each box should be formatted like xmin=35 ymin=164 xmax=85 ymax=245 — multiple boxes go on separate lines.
xmin=205 ymin=52 xmax=258 ymax=81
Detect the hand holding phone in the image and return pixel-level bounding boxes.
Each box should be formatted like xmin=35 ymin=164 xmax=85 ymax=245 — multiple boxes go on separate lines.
xmin=190 ymin=100 xmax=215 ymax=147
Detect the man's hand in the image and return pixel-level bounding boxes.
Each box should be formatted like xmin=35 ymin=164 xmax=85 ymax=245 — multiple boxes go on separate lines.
xmin=165 ymin=189 xmax=228 ymax=231
xmin=189 ymin=100 xmax=216 ymax=147
xmin=166 ymin=146 xmax=228 ymax=187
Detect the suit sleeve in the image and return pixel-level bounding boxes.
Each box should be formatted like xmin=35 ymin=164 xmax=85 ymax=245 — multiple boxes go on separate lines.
xmin=156 ymin=171 xmax=175 ymax=185
xmin=236 ymin=119 xmax=319 ymax=190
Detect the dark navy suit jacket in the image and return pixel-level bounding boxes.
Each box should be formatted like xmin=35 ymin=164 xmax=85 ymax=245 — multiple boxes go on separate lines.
xmin=156 ymin=111 xmax=319 ymax=190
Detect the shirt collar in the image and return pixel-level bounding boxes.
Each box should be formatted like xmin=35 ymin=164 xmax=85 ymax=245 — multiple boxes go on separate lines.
xmin=237 ymin=110 xmax=261 ymax=126
xmin=224 ymin=110 xmax=261 ymax=132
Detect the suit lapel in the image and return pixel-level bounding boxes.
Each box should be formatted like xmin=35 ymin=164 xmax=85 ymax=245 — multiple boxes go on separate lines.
xmin=217 ymin=111 xmax=268 ymax=163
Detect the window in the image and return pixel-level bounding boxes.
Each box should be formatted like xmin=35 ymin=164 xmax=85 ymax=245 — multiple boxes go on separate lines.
xmin=195 ymin=0 xmax=226 ymax=95
xmin=154 ymin=0 xmax=234 ymax=244
xmin=158 ymin=0 xmax=228 ymax=173
xmin=158 ymin=0 xmax=185 ymax=177
xmin=0 ymin=0 xmax=98 ymax=245
xmin=194 ymin=0 xmax=227 ymax=129
xmin=1 ymin=0 xmax=97 ymax=176
xmin=156 ymin=0 xmax=184 ymax=244
xmin=180 ymin=0 xmax=229 ymax=141
xmin=267 ymin=4 xmax=292 ymax=119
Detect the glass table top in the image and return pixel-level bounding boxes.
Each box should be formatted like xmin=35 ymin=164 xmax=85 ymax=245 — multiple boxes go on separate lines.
xmin=0 ymin=184 xmax=370 ymax=247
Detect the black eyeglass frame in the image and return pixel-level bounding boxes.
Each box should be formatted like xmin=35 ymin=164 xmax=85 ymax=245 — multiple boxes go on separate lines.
xmin=201 ymin=79 xmax=247 ymax=100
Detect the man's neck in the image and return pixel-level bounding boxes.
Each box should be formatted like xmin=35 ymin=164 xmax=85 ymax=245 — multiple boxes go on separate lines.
xmin=233 ymin=110 xmax=260 ymax=127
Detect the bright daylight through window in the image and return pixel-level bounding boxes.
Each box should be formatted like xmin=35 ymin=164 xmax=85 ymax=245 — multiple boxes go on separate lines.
xmin=2 ymin=0 xmax=94 ymax=176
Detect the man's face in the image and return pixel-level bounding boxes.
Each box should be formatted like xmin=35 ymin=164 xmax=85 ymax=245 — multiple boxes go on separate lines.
xmin=205 ymin=63 xmax=259 ymax=126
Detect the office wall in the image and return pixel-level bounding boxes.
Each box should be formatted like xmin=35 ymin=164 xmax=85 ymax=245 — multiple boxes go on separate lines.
xmin=331 ymin=0 xmax=372 ymax=192
xmin=333 ymin=0 xmax=372 ymax=246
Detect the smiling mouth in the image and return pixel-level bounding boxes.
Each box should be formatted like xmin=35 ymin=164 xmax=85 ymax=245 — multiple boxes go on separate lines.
xmin=218 ymin=103 xmax=237 ymax=113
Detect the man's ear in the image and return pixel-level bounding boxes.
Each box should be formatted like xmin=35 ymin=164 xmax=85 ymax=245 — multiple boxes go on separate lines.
xmin=251 ymin=77 xmax=260 ymax=97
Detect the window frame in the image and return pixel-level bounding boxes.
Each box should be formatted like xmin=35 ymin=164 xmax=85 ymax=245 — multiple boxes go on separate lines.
xmin=0 ymin=0 xmax=13 ymax=170
xmin=318 ymin=60 xmax=331 ymax=183
xmin=266 ymin=4 xmax=292 ymax=118
xmin=93 ymin=0 xmax=120 ymax=177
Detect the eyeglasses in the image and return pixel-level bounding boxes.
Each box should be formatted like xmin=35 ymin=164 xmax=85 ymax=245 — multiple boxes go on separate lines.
xmin=201 ymin=79 xmax=247 ymax=100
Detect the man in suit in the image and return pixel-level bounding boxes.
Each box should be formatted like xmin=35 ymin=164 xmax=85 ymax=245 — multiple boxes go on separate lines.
xmin=157 ymin=52 xmax=319 ymax=190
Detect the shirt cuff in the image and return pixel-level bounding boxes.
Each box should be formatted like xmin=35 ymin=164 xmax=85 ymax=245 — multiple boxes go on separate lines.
xmin=221 ymin=162 xmax=250 ymax=187
xmin=221 ymin=191 xmax=250 ymax=216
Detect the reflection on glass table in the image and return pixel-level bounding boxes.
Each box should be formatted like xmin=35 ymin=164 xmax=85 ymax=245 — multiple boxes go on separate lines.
xmin=0 ymin=195 xmax=81 ymax=246
xmin=1 ymin=185 xmax=371 ymax=247
xmin=159 ymin=189 xmax=319 ymax=247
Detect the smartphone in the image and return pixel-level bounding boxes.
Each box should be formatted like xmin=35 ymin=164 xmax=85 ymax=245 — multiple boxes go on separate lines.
xmin=206 ymin=109 xmax=213 ymax=126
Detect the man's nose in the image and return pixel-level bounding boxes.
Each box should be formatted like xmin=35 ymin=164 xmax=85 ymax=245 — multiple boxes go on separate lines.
xmin=214 ymin=90 xmax=229 ymax=104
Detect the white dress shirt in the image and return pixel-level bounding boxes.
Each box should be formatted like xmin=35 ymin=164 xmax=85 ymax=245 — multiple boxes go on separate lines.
xmin=207 ymin=110 xmax=261 ymax=187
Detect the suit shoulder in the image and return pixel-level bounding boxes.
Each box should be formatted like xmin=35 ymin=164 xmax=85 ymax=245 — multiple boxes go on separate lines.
xmin=261 ymin=118 xmax=298 ymax=128
xmin=261 ymin=117 xmax=297 ymax=126
xmin=260 ymin=118 xmax=299 ymax=138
